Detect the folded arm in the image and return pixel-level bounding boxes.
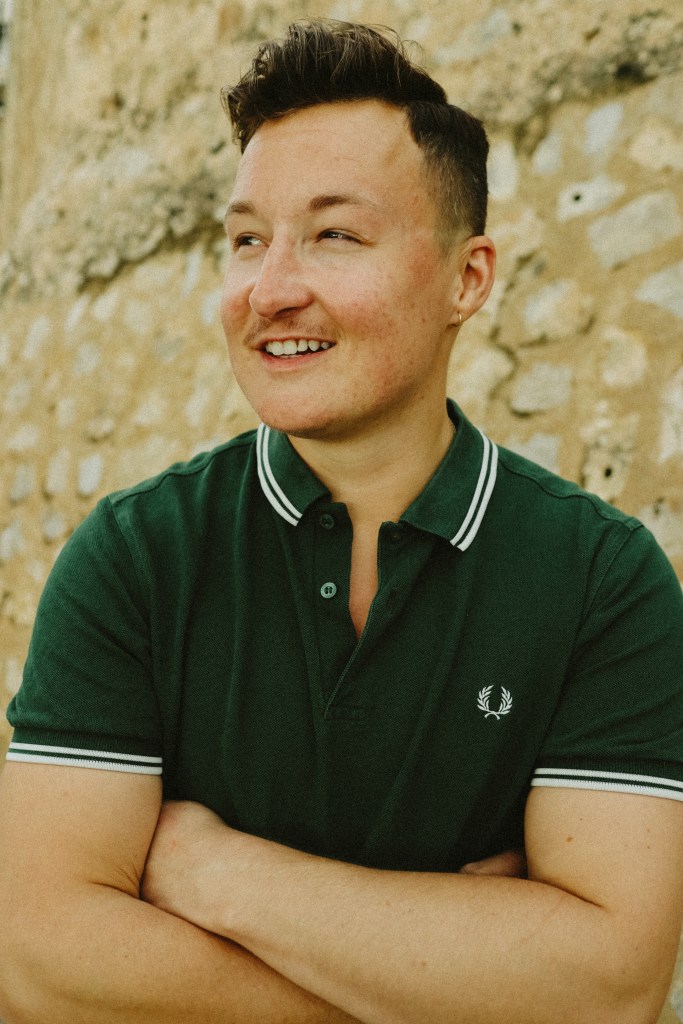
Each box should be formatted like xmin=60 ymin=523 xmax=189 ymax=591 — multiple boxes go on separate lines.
xmin=0 ymin=763 xmax=360 ymax=1024
xmin=142 ymin=788 xmax=683 ymax=1024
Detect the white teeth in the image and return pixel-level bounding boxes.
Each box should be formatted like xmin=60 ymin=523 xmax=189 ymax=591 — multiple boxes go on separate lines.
xmin=264 ymin=338 xmax=332 ymax=356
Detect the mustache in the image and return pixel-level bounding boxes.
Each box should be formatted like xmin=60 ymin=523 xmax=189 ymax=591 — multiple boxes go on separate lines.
xmin=242 ymin=318 xmax=338 ymax=345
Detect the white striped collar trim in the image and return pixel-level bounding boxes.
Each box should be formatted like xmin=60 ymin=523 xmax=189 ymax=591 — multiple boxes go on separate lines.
xmin=256 ymin=424 xmax=303 ymax=526
xmin=450 ymin=429 xmax=498 ymax=551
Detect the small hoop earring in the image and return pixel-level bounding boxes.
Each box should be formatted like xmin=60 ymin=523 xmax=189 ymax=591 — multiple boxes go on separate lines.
xmin=458 ymin=311 xmax=463 ymax=326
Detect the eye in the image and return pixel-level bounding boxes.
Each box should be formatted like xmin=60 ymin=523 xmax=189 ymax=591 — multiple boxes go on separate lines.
xmin=319 ymin=229 xmax=360 ymax=243
xmin=233 ymin=234 xmax=264 ymax=250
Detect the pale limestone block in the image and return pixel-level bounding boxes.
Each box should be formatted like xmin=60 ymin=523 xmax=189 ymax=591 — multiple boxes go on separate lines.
xmin=638 ymin=500 xmax=683 ymax=559
xmin=583 ymin=101 xmax=624 ymax=156
xmin=0 ymin=331 xmax=9 ymax=368
xmin=581 ymin=413 xmax=640 ymax=503
xmin=153 ymin=334 xmax=185 ymax=362
xmin=0 ymin=520 xmax=25 ymax=564
xmin=42 ymin=509 xmax=68 ymax=544
xmin=131 ymin=259 xmax=176 ymax=292
xmin=489 ymin=208 xmax=545 ymax=287
xmin=85 ymin=415 xmax=116 ymax=442
xmin=123 ymin=298 xmax=153 ymax=336
xmin=91 ymin=286 xmax=120 ymax=323
xmin=5 ymin=658 xmax=23 ymax=698
xmin=22 ymin=315 xmax=51 ymax=360
xmin=201 ymin=288 xmax=223 ymax=326
xmin=74 ymin=341 xmax=101 ymax=376
xmin=588 ymin=192 xmax=682 ymax=269
xmin=523 ymin=279 xmax=594 ymax=343
xmin=6 ymin=424 xmax=40 ymax=452
xmin=133 ymin=390 xmax=167 ymax=428
xmin=557 ymin=176 xmax=626 ymax=222
xmin=600 ymin=327 xmax=648 ymax=389
xmin=182 ymin=246 xmax=204 ymax=298
xmin=629 ymin=119 xmax=683 ymax=172
xmin=65 ymin=294 xmax=90 ymax=333
xmin=3 ymin=592 xmax=37 ymax=628
xmin=45 ymin=447 xmax=71 ymax=496
xmin=10 ymin=464 xmax=37 ymax=504
xmin=488 ymin=140 xmax=519 ymax=202
xmin=532 ymin=131 xmax=563 ymax=176
xmin=3 ymin=378 xmax=32 ymax=414
xmin=185 ymin=388 xmax=211 ymax=429
xmin=636 ymin=261 xmax=683 ymax=319
xmin=510 ymin=363 xmax=573 ymax=414
xmin=117 ymin=435 xmax=180 ymax=489
xmin=660 ymin=367 xmax=683 ymax=463
xmin=505 ymin=433 xmax=560 ymax=474
xmin=55 ymin=397 xmax=76 ymax=429
xmin=450 ymin=347 xmax=515 ymax=422
xmin=433 ymin=8 xmax=512 ymax=63
xmin=77 ymin=453 xmax=104 ymax=497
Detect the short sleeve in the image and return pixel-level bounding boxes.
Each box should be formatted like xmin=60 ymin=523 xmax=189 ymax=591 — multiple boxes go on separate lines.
xmin=6 ymin=498 xmax=163 ymax=775
xmin=532 ymin=524 xmax=683 ymax=802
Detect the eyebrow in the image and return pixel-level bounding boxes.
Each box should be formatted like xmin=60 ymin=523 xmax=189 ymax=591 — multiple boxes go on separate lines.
xmin=224 ymin=191 xmax=381 ymax=229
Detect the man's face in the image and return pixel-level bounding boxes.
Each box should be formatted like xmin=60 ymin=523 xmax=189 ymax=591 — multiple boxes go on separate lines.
xmin=221 ymin=99 xmax=463 ymax=441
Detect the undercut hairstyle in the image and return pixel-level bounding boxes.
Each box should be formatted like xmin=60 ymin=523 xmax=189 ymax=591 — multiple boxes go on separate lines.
xmin=221 ymin=20 xmax=489 ymax=247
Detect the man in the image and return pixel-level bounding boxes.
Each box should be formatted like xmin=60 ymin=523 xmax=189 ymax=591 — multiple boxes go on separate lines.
xmin=1 ymin=20 xmax=682 ymax=1024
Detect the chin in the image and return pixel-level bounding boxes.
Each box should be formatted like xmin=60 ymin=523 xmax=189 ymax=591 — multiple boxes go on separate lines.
xmin=256 ymin=403 xmax=350 ymax=441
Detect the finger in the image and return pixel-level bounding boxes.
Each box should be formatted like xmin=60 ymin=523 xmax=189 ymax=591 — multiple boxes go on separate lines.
xmin=459 ymin=848 xmax=527 ymax=878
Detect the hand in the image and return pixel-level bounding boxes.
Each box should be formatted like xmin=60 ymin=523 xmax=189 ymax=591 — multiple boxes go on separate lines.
xmin=459 ymin=848 xmax=527 ymax=877
xmin=141 ymin=800 xmax=236 ymax=933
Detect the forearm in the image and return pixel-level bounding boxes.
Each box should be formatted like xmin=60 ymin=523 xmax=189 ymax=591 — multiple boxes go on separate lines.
xmin=196 ymin=832 xmax=675 ymax=1024
xmin=0 ymin=882 xmax=359 ymax=1024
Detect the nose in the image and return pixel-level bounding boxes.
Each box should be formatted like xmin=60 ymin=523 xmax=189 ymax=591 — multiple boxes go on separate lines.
xmin=248 ymin=239 xmax=314 ymax=320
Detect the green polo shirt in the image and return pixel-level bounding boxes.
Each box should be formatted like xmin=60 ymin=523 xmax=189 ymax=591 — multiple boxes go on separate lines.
xmin=7 ymin=402 xmax=683 ymax=870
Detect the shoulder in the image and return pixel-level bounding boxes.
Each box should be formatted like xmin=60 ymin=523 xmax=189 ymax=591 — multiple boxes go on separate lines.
xmin=46 ymin=429 xmax=260 ymax=593
xmin=495 ymin=443 xmax=640 ymax=532
xmin=493 ymin=442 xmax=643 ymax=554
xmin=483 ymin=441 xmax=682 ymax=612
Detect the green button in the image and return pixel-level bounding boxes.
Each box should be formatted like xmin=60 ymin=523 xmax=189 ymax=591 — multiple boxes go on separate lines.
xmin=320 ymin=582 xmax=337 ymax=599
xmin=319 ymin=514 xmax=335 ymax=529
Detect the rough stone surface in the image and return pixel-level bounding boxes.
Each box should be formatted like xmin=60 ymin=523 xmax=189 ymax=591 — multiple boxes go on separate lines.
xmin=509 ymin=362 xmax=574 ymax=414
xmin=0 ymin=3 xmax=682 ymax=1017
xmin=588 ymin=191 xmax=682 ymax=268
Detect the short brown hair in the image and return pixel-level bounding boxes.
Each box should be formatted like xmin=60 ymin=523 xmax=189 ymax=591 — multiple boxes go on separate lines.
xmin=221 ymin=20 xmax=489 ymax=245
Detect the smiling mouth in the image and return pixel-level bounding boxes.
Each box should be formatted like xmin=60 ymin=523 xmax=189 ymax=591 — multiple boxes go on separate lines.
xmin=264 ymin=339 xmax=334 ymax=357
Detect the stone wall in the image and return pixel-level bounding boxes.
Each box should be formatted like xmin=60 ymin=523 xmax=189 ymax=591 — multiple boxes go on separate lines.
xmin=0 ymin=0 xmax=682 ymax=1016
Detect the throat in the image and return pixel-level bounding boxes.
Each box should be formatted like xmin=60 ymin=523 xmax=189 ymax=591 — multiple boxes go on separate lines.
xmin=348 ymin=526 xmax=380 ymax=639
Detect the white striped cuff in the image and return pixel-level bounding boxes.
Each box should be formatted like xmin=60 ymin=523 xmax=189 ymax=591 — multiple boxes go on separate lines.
xmin=532 ymin=767 xmax=683 ymax=802
xmin=6 ymin=741 xmax=163 ymax=775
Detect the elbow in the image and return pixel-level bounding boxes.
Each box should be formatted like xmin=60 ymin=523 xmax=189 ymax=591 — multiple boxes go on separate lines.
xmin=589 ymin=954 xmax=678 ymax=1024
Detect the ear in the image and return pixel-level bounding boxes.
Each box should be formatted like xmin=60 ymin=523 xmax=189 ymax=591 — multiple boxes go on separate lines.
xmin=448 ymin=235 xmax=496 ymax=327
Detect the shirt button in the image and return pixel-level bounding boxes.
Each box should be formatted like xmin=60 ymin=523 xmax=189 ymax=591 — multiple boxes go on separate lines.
xmin=320 ymin=582 xmax=337 ymax=599
xmin=389 ymin=526 xmax=403 ymax=543
xmin=319 ymin=513 xmax=335 ymax=530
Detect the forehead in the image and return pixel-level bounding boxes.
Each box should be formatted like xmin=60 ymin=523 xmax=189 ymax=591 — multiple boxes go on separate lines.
xmin=230 ymin=100 xmax=429 ymax=213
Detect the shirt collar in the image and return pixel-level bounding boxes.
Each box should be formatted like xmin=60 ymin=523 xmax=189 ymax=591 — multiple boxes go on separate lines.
xmin=401 ymin=400 xmax=498 ymax=551
xmin=256 ymin=399 xmax=498 ymax=551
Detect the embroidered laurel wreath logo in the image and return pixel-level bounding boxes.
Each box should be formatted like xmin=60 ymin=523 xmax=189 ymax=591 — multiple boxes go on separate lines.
xmin=477 ymin=686 xmax=513 ymax=719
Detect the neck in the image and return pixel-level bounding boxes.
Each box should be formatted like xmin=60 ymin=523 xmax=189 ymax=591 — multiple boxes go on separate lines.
xmin=288 ymin=402 xmax=455 ymax=527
